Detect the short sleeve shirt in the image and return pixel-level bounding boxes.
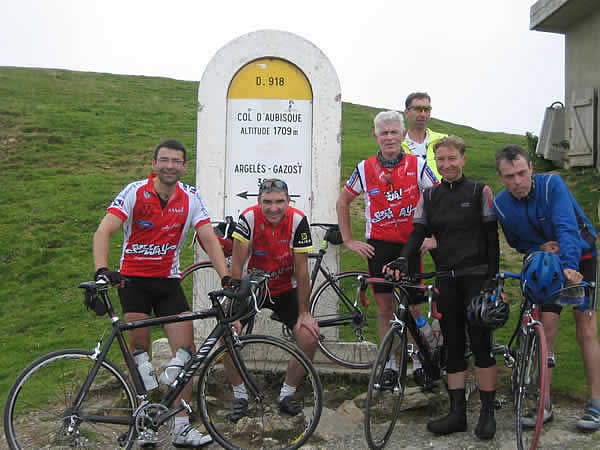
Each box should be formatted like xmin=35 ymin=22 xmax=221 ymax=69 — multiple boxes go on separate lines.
xmin=344 ymin=153 xmax=438 ymax=243
xmin=232 ymin=205 xmax=312 ymax=295
xmin=108 ymin=173 xmax=210 ymax=278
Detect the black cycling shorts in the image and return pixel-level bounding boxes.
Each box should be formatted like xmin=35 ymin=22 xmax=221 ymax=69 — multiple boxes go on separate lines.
xmin=436 ymin=274 xmax=496 ymax=373
xmin=239 ymin=288 xmax=299 ymax=330
xmin=263 ymin=288 xmax=300 ymax=330
xmin=367 ymin=239 xmax=420 ymax=294
xmin=542 ymin=254 xmax=597 ymax=314
xmin=118 ymin=276 xmax=190 ymax=316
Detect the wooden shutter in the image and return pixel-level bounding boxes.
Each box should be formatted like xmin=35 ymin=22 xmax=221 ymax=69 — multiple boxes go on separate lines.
xmin=568 ymin=87 xmax=596 ymax=167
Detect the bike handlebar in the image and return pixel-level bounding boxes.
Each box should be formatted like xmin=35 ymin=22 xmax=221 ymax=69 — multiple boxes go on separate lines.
xmin=491 ymin=272 xmax=596 ymax=308
xmin=358 ymin=275 xmax=442 ymax=320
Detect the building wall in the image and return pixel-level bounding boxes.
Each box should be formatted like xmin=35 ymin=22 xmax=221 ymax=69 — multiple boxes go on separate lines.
xmin=565 ymin=8 xmax=600 ymax=166
xmin=565 ymin=8 xmax=600 ymax=103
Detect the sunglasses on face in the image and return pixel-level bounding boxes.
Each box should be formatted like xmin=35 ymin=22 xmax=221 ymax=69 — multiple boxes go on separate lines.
xmin=408 ymin=106 xmax=432 ymax=113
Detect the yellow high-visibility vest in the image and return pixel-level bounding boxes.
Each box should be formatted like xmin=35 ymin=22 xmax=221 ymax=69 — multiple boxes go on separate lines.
xmin=402 ymin=128 xmax=447 ymax=180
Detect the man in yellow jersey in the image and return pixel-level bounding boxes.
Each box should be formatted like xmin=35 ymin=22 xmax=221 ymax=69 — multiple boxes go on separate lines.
xmin=402 ymin=92 xmax=447 ymax=180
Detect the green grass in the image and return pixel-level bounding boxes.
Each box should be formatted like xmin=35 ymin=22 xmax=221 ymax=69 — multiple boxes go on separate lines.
xmin=1 ymin=67 xmax=599 ymax=411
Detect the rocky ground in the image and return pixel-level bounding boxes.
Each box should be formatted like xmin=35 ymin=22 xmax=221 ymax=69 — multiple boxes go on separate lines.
xmin=3 ymin=370 xmax=599 ymax=449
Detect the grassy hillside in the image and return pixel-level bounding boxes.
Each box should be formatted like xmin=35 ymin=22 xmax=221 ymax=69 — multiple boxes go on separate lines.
xmin=1 ymin=67 xmax=599 ymax=405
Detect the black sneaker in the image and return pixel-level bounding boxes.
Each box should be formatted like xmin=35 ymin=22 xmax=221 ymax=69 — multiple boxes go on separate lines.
xmin=230 ymin=397 xmax=248 ymax=422
xmin=279 ymin=395 xmax=302 ymax=416
xmin=381 ymin=368 xmax=398 ymax=389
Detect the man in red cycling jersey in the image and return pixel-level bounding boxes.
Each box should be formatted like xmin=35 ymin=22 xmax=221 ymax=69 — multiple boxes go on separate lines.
xmin=226 ymin=178 xmax=320 ymax=421
xmin=336 ymin=110 xmax=438 ymax=387
xmin=93 ymin=139 xmax=229 ymax=448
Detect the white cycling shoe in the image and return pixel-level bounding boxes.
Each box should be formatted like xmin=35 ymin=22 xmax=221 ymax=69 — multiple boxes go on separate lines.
xmin=172 ymin=425 xmax=213 ymax=448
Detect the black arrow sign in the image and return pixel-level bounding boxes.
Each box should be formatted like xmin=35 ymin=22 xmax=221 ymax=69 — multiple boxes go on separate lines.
xmin=237 ymin=191 xmax=300 ymax=200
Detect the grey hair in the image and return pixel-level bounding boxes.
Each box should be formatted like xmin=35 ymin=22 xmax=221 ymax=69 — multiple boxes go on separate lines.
xmin=374 ymin=111 xmax=405 ymax=135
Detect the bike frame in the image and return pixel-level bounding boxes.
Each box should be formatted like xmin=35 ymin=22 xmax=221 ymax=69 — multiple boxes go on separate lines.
xmin=365 ymin=276 xmax=441 ymax=381
xmin=75 ymin=281 xmax=263 ymax=429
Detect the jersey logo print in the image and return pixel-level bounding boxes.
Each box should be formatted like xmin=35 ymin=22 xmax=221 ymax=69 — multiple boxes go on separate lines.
xmin=141 ymin=204 xmax=153 ymax=217
xmin=125 ymin=243 xmax=176 ymax=256
xmin=385 ymin=189 xmax=403 ymax=202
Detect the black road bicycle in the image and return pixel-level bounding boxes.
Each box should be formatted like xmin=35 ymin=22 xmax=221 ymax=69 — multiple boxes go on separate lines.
xmin=3 ymin=273 xmax=323 ymax=450
xmin=181 ymin=222 xmax=375 ymax=369
xmin=363 ymin=265 xmax=487 ymax=450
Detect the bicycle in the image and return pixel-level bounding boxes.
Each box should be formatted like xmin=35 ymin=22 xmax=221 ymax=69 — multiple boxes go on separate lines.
xmin=3 ymin=272 xmax=323 ymax=450
xmin=492 ymin=271 xmax=595 ymax=450
xmin=181 ymin=221 xmax=374 ymax=369
xmin=363 ymin=265 xmax=487 ymax=450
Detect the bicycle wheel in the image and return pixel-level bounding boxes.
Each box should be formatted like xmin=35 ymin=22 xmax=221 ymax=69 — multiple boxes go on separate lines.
xmin=364 ymin=325 xmax=407 ymax=450
xmin=515 ymin=324 xmax=548 ymax=450
xmin=197 ymin=335 xmax=323 ymax=449
xmin=4 ymin=349 xmax=136 ymax=449
xmin=180 ymin=261 xmax=222 ymax=309
xmin=310 ymin=270 xmax=376 ymax=369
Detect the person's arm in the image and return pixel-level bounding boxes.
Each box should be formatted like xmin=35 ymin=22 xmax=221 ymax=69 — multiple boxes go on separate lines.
xmin=93 ymin=213 xmax=123 ymax=271
xmin=481 ymin=185 xmax=500 ymax=280
xmin=230 ymin=238 xmax=249 ymax=279
xmin=336 ymin=188 xmax=374 ymax=259
xmin=484 ymin=221 xmax=500 ymax=280
xmin=382 ymin=224 xmax=428 ymax=280
xmin=547 ymin=176 xmax=582 ymax=270
xmin=195 ymin=223 xmax=230 ymax=279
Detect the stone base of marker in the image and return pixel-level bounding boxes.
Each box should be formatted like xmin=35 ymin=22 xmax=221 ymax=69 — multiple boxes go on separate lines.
xmin=151 ymin=338 xmax=377 ymax=375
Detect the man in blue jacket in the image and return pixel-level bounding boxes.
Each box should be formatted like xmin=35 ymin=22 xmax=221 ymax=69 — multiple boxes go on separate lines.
xmin=494 ymin=144 xmax=600 ymax=431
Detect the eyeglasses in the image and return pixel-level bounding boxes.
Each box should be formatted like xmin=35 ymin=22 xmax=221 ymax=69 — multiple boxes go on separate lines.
xmin=156 ymin=157 xmax=185 ymax=167
xmin=408 ymin=106 xmax=432 ymax=113
xmin=259 ymin=178 xmax=288 ymax=193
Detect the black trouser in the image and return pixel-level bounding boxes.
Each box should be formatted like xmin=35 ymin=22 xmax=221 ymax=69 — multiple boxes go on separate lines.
xmin=436 ymin=275 xmax=495 ymax=374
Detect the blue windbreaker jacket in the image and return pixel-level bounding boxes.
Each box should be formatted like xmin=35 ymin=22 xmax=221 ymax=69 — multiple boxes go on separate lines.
xmin=493 ymin=173 xmax=596 ymax=271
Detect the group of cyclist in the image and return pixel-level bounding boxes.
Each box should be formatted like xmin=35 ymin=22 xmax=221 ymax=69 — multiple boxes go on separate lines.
xmin=92 ymin=91 xmax=599 ymax=448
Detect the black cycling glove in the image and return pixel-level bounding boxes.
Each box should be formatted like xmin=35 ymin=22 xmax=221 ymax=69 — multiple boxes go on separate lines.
xmin=387 ymin=257 xmax=409 ymax=274
xmin=95 ymin=267 xmax=125 ymax=285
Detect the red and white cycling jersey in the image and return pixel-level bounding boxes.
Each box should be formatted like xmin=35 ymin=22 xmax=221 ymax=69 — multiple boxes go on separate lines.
xmin=107 ymin=173 xmax=210 ymax=278
xmin=232 ymin=205 xmax=312 ymax=296
xmin=345 ymin=153 xmax=438 ymax=243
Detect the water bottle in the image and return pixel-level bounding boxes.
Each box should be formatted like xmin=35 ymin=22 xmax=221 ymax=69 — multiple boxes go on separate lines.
xmin=159 ymin=346 xmax=192 ymax=385
xmin=134 ymin=349 xmax=158 ymax=391
xmin=432 ymin=318 xmax=443 ymax=347
xmin=416 ymin=316 xmax=436 ymax=349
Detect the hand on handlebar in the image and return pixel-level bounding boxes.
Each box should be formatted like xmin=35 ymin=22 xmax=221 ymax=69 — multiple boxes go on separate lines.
xmin=564 ymin=268 xmax=584 ymax=285
xmin=383 ymin=257 xmax=408 ymax=281
xmin=95 ymin=268 xmax=126 ymax=288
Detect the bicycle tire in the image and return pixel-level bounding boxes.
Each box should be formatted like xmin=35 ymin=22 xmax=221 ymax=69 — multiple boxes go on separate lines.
xmin=4 ymin=349 xmax=136 ymax=449
xmin=364 ymin=325 xmax=407 ymax=450
xmin=196 ymin=334 xmax=323 ymax=449
xmin=180 ymin=261 xmax=221 ymax=308
xmin=515 ymin=324 xmax=548 ymax=450
xmin=310 ymin=270 xmax=377 ymax=369
xmin=180 ymin=261 xmax=259 ymax=334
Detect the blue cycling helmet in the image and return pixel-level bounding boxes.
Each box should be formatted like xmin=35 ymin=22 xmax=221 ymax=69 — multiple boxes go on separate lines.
xmin=520 ymin=251 xmax=565 ymax=304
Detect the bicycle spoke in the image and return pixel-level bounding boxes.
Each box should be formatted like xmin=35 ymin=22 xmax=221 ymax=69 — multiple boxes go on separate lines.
xmin=310 ymin=271 xmax=377 ymax=369
xmin=198 ymin=335 xmax=322 ymax=449
xmin=364 ymin=326 xmax=407 ymax=450
xmin=4 ymin=351 xmax=136 ymax=449
xmin=515 ymin=324 xmax=548 ymax=450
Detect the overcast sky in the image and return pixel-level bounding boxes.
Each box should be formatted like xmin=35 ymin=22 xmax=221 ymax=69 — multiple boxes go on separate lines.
xmin=1 ymin=0 xmax=564 ymax=135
